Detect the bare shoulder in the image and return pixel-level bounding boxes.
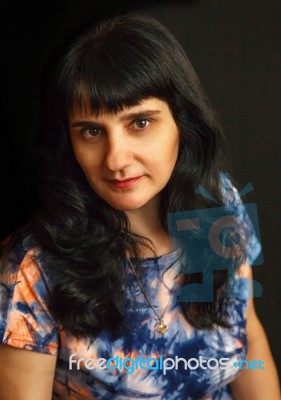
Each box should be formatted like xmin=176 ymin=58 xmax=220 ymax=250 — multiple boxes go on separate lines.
xmin=229 ymin=264 xmax=281 ymax=399
xmin=0 ymin=344 xmax=57 ymax=400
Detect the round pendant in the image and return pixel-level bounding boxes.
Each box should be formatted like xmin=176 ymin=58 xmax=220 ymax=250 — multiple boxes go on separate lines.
xmin=157 ymin=321 xmax=168 ymax=334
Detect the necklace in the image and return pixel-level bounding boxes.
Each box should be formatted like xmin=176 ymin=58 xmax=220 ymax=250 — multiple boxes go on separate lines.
xmin=127 ymin=257 xmax=177 ymax=335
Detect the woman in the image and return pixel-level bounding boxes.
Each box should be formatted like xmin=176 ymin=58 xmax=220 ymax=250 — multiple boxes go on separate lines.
xmin=0 ymin=11 xmax=279 ymax=399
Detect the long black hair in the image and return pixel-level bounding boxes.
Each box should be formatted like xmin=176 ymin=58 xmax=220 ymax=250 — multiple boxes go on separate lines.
xmin=30 ymin=11 xmax=242 ymax=337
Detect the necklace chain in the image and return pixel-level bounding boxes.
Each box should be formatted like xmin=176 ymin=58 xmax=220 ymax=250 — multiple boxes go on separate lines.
xmin=127 ymin=257 xmax=177 ymax=335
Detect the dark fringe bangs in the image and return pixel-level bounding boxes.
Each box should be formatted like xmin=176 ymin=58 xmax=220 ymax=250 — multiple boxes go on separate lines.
xmin=64 ymin=43 xmax=172 ymax=117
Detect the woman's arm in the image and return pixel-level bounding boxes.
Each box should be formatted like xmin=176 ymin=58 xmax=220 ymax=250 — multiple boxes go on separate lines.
xmin=229 ymin=268 xmax=281 ymax=399
xmin=0 ymin=344 xmax=57 ymax=400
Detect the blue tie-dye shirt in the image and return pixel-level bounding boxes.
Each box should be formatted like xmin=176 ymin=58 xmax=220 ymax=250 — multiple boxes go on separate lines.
xmin=0 ymin=176 xmax=261 ymax=399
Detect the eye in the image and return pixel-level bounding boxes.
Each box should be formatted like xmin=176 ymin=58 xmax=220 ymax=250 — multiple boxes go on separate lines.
xmin=131 ymin=118 xmax=150 ymax=130
xmin=81 ymin=126 xmax=103 ymax=138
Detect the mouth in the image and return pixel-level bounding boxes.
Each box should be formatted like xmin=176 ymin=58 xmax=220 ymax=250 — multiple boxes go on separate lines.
xmin=106 ymin=176 xmax=143 ymax=189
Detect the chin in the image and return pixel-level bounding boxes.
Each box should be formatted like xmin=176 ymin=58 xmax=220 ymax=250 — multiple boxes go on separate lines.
xmin=104 ymin=197 xmax=149 ymax=212
xmin=108 ymin=202 xmax=145 ymax=212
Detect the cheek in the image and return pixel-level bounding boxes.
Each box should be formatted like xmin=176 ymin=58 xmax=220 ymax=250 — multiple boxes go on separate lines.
xmin=154 ymin=128 xmax=179 ymax=158
xmin=165 ymin=133 xmax=180 ymax=165
xmin=72 ymin=147 xmax=100 ymax=178
xmin=152 ymin=142 xmax=179 ymax=178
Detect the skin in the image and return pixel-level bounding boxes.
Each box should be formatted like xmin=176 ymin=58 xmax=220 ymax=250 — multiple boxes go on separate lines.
xmin=0 ymin=344 xmax=56 ymax=399
xmin=229 ymin=266 xmax=280 ymax=399
xmin=0 ymin=97 xmax=279 ymax=399
xmin=69 ymin=97 xmax=179 ymax=213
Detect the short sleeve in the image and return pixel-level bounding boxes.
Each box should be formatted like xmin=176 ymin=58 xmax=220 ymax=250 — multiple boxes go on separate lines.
xmin=0 ymin=234 xmax=59 ymax=355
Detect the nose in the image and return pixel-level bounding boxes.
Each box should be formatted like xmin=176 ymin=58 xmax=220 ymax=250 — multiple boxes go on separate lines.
xmin=104 ymin=134 xmax=134 ymax=172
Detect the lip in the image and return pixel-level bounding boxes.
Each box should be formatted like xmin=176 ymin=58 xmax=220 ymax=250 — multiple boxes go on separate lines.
xmin=107 ymin=176 xmax=143 ymax=188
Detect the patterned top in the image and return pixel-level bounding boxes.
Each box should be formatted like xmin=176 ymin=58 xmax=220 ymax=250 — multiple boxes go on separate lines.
xmin=0 ymin=176 xmax=261 ymax=399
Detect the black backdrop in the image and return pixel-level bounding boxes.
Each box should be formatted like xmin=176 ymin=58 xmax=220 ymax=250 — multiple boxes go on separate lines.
xmin=1 ymin=0 xmax=280 ymax=378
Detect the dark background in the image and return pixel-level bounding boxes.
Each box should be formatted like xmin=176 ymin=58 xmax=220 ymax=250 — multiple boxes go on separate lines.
xmin=1 ymin=0 xmax=280 ymax=378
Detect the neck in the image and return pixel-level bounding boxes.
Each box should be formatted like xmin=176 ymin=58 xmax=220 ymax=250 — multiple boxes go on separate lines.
xmin=125 ymin=201 xmax=171 ymax=257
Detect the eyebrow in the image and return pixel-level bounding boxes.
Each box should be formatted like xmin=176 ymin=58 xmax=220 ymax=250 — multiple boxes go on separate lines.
xmin=70 ymin=109 xmax=162 ymax=127
xmin=120 ymin=109 xmax=161 ymax=121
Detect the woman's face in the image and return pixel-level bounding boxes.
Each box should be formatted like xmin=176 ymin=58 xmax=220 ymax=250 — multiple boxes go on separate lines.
xmin=69 ymin=97 xmax=179 ymax=212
